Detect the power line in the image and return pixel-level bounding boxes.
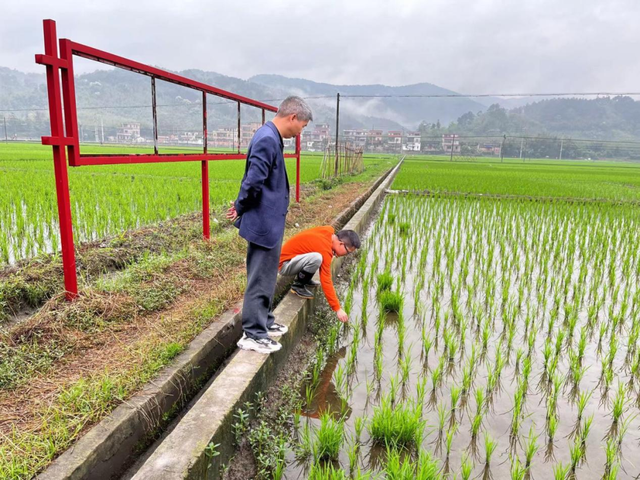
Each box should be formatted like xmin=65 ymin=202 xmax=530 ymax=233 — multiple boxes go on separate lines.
xmin=418 ymin=135 xmax=640 ymax=146
xmin=340 ymin=92 xmax=640 ymax=99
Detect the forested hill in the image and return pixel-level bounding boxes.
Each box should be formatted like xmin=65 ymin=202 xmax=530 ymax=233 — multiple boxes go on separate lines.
xmin=2 ymin=65 xmax=640 ymax=141
xmin=440 ymin=96 xmax=640 ymax=141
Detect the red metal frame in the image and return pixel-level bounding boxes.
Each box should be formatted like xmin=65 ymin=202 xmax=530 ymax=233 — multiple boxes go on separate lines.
xmin=35 ymin=19 xmax=302 ymax=299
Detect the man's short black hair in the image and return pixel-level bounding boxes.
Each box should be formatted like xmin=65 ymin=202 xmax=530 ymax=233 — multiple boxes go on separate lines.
xmin=336 ymin=229 xmax=361 ymax=249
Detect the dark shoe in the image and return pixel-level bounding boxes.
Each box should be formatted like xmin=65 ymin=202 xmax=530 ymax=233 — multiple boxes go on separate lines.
xmin=296 ymin=269 xmax=319 ymax=287
xmin=267 ymin=322 xmax=289 ymax=337
xmin=291 ymin=282 xmax=314 ymax=299
xmin=237 ymin=334 xmax=282 ymax=354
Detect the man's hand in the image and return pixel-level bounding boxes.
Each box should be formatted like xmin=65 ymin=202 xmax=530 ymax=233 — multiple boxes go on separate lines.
xmin=226 ymin=201 xmax=238 ymax=221
xmin=336 ymin=309 xmax=349 ymax=323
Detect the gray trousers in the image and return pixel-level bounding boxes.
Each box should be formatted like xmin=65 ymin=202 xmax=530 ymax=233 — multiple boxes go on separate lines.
xmin=242 ymin=241 xmax=282 ymax=340
xmin=280 ymin=252 xmax=323 ymax=277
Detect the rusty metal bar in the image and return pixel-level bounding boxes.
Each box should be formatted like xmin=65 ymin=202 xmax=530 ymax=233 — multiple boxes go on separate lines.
xmin=237 ymin=102 xmax=241 ymax=154
xmin=202 ymin=92 xmax=210 ymax=240
xmin=334 ymin=92 xmax=340 ymax=177
xmin=202 ymin=93 xmax=208 ymax=155
xmin=58 ymin=39 xmax=80 ymax=166
xmin=151 ymin=77 xmax=158 ymax=155
xmin=295 ymin=135 xmax=301 ymax=202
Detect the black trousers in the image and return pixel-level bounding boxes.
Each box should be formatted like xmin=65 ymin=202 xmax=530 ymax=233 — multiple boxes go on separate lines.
xmin=242 ymin=240 xmax=282 ymax=339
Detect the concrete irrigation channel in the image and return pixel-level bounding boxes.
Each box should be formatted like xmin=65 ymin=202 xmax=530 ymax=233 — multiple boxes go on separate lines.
xmin=37 ymin=159 xmax=403 ymax=480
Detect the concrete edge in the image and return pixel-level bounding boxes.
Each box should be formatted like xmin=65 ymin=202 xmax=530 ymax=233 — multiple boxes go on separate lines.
xmin=129 ymin=159 xmax=403 ymax=480
xmin=36 ymin=160 xmax=403 ymax=480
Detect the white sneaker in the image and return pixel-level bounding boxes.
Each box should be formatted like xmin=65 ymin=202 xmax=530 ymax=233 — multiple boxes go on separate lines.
xmin=237 ymin=334 xmax=282 ymax=354
xmin=267 ymin=322 xmax=289 ymax=337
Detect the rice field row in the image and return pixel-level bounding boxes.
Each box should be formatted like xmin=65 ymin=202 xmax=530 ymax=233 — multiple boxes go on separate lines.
xmin=284 ymin=190 xmax=640 ymax=479
xmin=393 ymin=156 xmax=640 ymax=201
xmin=0 ymin=143 xmax=395 ymax=266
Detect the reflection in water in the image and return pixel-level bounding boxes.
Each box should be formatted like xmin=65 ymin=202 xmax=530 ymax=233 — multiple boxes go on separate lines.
xmin=301 ymin=346 xmax=352 ymax=421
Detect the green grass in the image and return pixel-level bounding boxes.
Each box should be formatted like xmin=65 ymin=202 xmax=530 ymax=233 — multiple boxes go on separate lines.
xmin=393 ymin=155 xmax=640 ymax=201
xmin=0 ymin=340 xmax=185 ymax=478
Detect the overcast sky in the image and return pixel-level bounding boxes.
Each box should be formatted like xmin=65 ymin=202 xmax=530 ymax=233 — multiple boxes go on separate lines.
xmin=2 ymin=0 xmax=639 ymax=95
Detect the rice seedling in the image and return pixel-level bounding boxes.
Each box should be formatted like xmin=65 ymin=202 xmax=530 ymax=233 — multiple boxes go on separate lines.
xmin=354 ymin=416 xmax=365 ymax=444
xmin=569 ymin=438 xmax=582 ymax=478
xmin=307 ymin=463 xmax=349 ymax=480
xmin=313 ymin=412 xmax=345 ymax=461
xmin=384 ymin=446 xmax=415 ymax=478
xmin=378 ymin=290 xmax=404 ymax=313
xmin=376 ymin=270 xmax=394 ymax=294
xmin=553 ymin=462 xmax=570 ymax=480
xmin=347 ymin=437 xmax=359 ymax=474
xmin=523 ymin=425 xmax=539 ymax=471
xmin=460 ymin=453 xmax=474 ymax=480
xmin=444 ymin=423 xmax=458 ymax=459
xmin=369 ymin=395 xmax=425 ymax=448
xmin=434 ymin=402 xmax=448 ymax=447
xmin=416 ymin=375 xmax=427 ymax=406
xmin=483 ymin=431 xmax=498 ymax=469
xmin=510 ymin=455 xmax=527 ymax=480
xmin=296 ymin=420 xmax=313 ymax=460
xmin=608 ymin=382 xmax=627 ymax=438
xmin=449 ymin=385 xmax=461 ymax=427
xmin=577 ymin=414 xmax=593 ymax=463
xmin=421 ymin=330 xmax=433 ymax=368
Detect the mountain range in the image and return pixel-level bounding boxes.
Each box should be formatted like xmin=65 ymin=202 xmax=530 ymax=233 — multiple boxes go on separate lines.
xmin=2 ymin=66 xmax=640 ymax=143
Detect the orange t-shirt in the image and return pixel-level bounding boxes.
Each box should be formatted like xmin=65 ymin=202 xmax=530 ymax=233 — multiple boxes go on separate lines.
xmin=279 ymin=226 xmax=340 ymax=311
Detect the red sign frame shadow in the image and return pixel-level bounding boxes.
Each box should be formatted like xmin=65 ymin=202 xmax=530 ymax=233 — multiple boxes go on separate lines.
xmin=35 ymin=19 xmax=302 ymax=299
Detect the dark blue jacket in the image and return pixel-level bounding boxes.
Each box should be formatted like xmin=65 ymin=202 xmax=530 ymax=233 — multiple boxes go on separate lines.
xmin=234 ymin=121 xmax=289 ymax=249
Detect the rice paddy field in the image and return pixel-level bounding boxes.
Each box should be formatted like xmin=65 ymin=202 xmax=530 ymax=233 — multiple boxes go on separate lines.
xmin=281 ymin=158 xmax=640 ymax=479
xmin=0 ymin=143 xmax=394 ymax=266
xmin=395 ymin=156 xmax=640 ymax=201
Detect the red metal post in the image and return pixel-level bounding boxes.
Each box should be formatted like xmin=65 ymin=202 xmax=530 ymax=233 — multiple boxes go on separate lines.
xmin=35 ymin=20 xmax=78 ymax=299
xmin=35 ymin=19 xmax=289 ymax=300
xmin=295 ymin=134 xmax=301 ymax=202
xmin=58 ymin=38 xmax=80 ymax=166
xmin=202 ymin=92 xmax=210 ymax=240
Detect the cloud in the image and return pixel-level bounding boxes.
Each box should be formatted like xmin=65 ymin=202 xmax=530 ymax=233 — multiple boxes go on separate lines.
xmin=2 ymin=0 xmax=639 ymax=94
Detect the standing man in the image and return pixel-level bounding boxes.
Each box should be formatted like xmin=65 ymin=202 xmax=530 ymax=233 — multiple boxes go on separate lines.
xmin=226 ymin=96 xmax=312 ymax=354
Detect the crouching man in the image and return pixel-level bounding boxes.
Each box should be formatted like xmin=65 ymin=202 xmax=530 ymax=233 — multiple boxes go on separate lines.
xmin=279 ymin=226 xmax=360 ymax=323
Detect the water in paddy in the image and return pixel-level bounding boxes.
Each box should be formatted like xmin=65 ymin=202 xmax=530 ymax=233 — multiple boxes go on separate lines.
xmin=284 ymin=194 xmax=640 ymax=479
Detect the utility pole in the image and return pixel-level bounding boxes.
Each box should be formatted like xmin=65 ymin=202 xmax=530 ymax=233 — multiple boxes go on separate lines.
xmin=334 ymin=93 xmax=340 ymax=177
xmin=449 ymin=135 xmax=455 ymax=162
xmin=3 ymin=116 xmax=7 ymax=143
xmin=519 ymin=137 xmax=524 ymax=159
xmin=100 ymin=116 xmax=104 ymax=145
xmin=559 ymin=138 xmax=564 ymax=160
xmin=500 ymin=134 xmax=506 ymax=162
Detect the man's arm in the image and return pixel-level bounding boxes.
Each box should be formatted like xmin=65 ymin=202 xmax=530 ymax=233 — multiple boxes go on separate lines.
xmin=319 ymin=257 xmax=349 ymax=323
xmin=234 ymin=136 xmax=276 ymax=216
